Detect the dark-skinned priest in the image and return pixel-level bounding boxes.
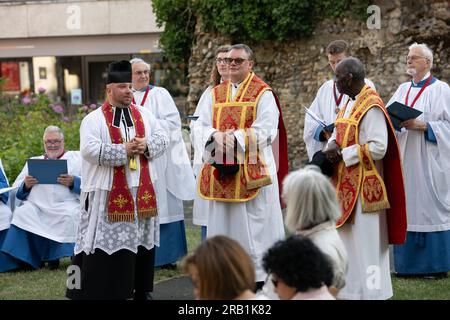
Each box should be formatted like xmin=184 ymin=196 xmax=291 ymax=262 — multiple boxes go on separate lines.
xmin=323 ymin=57 xmax=407 ymax=300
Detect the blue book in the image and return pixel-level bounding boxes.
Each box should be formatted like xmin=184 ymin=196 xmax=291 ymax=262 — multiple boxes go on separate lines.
xmin=27 ymin=159 xmax=68 ymax=184
xmin=386 ymin=101 xmax=423 ymax=132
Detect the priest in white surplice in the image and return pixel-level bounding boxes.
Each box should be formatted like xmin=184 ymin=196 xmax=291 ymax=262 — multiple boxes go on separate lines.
xmin=193 ymin=44 xmax=286 ymax=290
xmin=66 ymin=61 xmax=169 ymax=300
xmin=1 ymin=126 xmax=81 ymax=271
xmin=324 ymin=58 xmax=407 ymax=300
xmin=130 ymin=58 xmax=195 ymax=269
xmin=303 ymin=40 xmax=375 ymax=161
xmin=387 ymin=43 xmax=450 ymax=278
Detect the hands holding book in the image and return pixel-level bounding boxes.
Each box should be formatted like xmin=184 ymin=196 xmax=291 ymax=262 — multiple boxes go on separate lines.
xmin=400 ymin=119 xmax=427 ymax=131
xmin=24 ymin=173 xmax=74 ymax=190
xmin=24 ymin=175 xmax=39 ymax=191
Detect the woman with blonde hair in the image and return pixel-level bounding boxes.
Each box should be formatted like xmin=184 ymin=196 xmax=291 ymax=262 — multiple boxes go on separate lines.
xmin=182 ymin=235 xmax=258 ymax=300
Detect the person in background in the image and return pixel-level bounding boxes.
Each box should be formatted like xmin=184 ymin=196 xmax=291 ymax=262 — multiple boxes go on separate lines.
xmin=303 ymin=40 xmax=375 ymax=161
xmin=263 ymin=235 xmax=335 ymax=300
xmin=190 ymin=45 xmax=231 ymax=240
xmin=387 ymin=43 xmax=450 ymax=279
xmin=1 ymin=126 xmax=81 ymax=271
xmin=0 ymin=158 xmax=20 ymax=272
xmin=131 ymin=58 xmax=195 ymax=270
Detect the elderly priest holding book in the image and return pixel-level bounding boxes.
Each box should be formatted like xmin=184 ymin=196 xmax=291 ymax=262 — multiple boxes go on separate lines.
xmin=387 ymin=43 xmax=450 ymax=279
xmin=1 ymin=126 xmax=81 ymax=271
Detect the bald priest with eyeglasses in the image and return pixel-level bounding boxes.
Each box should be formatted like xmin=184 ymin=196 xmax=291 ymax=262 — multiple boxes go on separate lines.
xmin=192 ymin=43 xmax=289 ymax=291
xmin=1 ymin=125 xmax=81 ymax=271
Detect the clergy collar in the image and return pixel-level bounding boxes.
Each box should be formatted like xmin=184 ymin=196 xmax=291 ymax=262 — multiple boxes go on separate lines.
xmin=112 ymin=106 xmax=133 ymax=128
xmin=411 ymin=72 xmax=436 ymax=88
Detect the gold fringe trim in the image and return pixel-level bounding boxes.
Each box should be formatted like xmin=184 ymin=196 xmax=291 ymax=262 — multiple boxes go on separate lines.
xmin=138 ymin=208 xmax=158 ymax=220
xmin=108 ymin=212 xmax=135 ymax=222
xmin=362 ymin=199 xmax=390 ymax=213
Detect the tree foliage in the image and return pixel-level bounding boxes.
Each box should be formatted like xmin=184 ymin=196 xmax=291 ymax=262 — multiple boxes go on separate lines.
xmin=152 ymin=0 xmax=197 ymax=64
xmin=152 ymin=0 xmax=370 ymax=63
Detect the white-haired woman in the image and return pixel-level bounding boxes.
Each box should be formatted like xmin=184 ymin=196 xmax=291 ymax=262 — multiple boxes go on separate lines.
xmin=259 ymin=165 xmax=348 ymax=298
xmin=283 ymin=165 xmax=348 ymax=296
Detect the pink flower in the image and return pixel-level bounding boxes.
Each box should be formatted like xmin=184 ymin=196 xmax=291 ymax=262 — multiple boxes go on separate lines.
xmin=31 ymin=97 xmax=38 ymax=104
xmin=89 ymin=103 xmax=97 ymax=110
xmin=21 ymin=97 xmax=31 ymax=105
xmin=81 ymin=105 xmax=89 ymax=112
xmin=38 ymin=87 xmax=46 ymax=94
xmin=51 ymin=104 xmax=64 ymax=114
xmin=62 ymin=116 xmax=70 ymax=122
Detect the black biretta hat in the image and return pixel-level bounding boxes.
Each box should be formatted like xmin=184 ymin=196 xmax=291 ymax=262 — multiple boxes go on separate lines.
xmin=107 ymin=60 xmax=132 ymax=84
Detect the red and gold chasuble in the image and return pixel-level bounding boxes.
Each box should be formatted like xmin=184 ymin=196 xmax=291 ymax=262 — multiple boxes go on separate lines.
xmin=198 ymin=72 xmax=273 ymax=202
xmin=333 ymin=85 xmax=407 ymax=244
xmin=102 ymin=103 xmax=157 ymax=222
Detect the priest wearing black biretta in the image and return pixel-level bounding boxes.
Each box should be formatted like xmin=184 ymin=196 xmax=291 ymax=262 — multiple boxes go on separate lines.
xmin=66 ymin=60 xmax=169 ymax=300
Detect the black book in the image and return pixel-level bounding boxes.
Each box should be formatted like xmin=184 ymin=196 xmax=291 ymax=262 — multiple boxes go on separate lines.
xmin=386 ymin=101 xmax=423 ymax=132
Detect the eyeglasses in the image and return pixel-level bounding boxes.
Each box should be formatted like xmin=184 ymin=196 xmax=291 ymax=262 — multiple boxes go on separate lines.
xmin=44 ymin=139 xmax=63 ymax=145
xmin=224 ymin=57 xmax=250 ymax=65
xmin=215 ymin=58 xmax=227 ymax=65
xmin=406 ymin=55 xmax=428 ymax=62
xmin=134 ymin=70 xmax=150 ymax=76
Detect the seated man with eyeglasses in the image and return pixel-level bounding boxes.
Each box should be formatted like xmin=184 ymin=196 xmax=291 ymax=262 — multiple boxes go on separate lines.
xmin=1 ymin=125 xmax=81 ymax=271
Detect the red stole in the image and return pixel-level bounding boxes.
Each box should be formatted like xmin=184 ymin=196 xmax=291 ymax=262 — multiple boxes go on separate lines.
xmin=102 ymin=103 xmax=157 ymax=222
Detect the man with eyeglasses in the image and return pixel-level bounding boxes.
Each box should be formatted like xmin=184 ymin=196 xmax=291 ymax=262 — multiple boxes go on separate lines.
xmin=387 ymin=43 xmax=450 ymax=279
xmin=130 ymin=58 xmax=195 ymax=271
xmin=1 ymin=126 xmax=81 ymax=271
xmin=303 ymin=40 xmax=375 ymax=162
xmin=193 ymin=43 xmax=288 ymax=291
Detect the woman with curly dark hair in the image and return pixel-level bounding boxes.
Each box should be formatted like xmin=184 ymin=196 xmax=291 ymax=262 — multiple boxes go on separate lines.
xmin=263 ymin=235 xmax=335 ymax=300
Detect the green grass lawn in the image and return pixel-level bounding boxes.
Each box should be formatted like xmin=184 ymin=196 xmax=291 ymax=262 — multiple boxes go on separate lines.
xmin=0 ymin=225 xmax=449 ymax=300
